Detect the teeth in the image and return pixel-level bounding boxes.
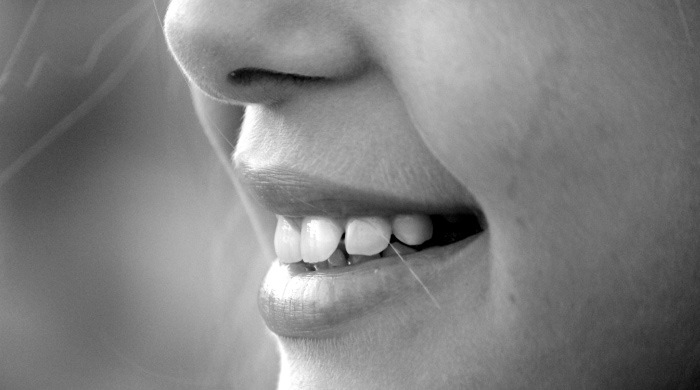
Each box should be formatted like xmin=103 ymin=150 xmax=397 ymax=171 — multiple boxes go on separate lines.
xmin=313 ymin=261 xmax=330 ymax=271
xmin=300 ymin=217 xmax=344 ymax=263
xmin=274 ymin=216 xmax=303 ymax=264
xmin=392 ymin=214 xmax=433 ymax=246
xmin=380 ymin=242 xmax=417 ymax=258
xmin=348 ymin=253 xmax=380 ymax=266
xmin=286 ymin=261 xmax=312 ymax=273
xmin=345 ymin=216 xmax=391 ymax=256
xmin=327 ymin=248 xmax=348 ymax=268
xmin=273 ymin=213 xmax=441 ymax=268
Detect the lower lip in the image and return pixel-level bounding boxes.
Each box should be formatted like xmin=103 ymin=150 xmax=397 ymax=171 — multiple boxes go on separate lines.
xmin=258 ymin=231 xmax=489 ymax=338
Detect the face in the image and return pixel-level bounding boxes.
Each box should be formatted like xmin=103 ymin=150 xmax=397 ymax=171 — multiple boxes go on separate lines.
xmin=164 ymin=0 xmax=700 ymax=388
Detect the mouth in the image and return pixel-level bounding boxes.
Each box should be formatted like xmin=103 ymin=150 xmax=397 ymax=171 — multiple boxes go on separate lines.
xmin=247 ymin=166 xmax=488 ymax=338
xmin=274 ymin=213 xmax=485 ymax=272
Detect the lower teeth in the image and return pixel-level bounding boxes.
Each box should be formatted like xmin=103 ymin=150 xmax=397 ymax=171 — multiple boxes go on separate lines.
xmin=348 ymin=253 xmax=380 ymax=266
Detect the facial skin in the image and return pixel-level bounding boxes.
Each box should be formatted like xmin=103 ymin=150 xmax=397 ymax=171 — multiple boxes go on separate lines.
xmin=165 ymin=0 xmax=700 ymax=388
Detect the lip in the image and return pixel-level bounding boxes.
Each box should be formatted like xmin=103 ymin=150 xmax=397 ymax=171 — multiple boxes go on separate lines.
xmin=259 ymin=231 xmax=488 ymax=338
xmin=236 ymin=161 xmax=486 ymax=338
xmin=234 ymin=163 xmax=478 ymax=218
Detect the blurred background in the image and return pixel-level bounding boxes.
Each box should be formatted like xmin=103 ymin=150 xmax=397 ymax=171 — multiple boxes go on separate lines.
xmin=0 ymin=1 xmax=278 ymax=389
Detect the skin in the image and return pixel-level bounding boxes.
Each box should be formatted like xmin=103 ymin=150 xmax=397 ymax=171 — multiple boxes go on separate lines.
xmin=165 ymin=0 xmax=700 ymax=388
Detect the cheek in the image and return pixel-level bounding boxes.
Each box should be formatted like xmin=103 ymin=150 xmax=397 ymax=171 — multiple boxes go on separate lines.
xmin=383 ymin=1 xmax=562 ymax=203
xmin=387 ymin=0 xmax=700 ymax=338
xmin=385 ymin=1 xmax=675 ymax=225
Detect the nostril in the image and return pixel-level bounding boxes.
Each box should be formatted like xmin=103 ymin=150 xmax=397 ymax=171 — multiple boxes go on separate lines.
xmin=165 ymin=0 xmax=367 ymax=105
xmin=228 ymin=68 xmax=326 ymax=87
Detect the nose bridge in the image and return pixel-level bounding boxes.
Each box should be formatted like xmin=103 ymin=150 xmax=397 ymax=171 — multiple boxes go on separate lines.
xmin=165 ymin=0 xmax=365 ymax=102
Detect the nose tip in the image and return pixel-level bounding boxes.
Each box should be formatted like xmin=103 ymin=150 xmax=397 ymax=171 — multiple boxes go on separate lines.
xmin=164 ymin=0 xmax=366 ymax=104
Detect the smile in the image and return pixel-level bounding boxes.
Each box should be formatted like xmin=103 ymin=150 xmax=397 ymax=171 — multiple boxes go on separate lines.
xmin=239 ymin=163 xmax=488 ymax=338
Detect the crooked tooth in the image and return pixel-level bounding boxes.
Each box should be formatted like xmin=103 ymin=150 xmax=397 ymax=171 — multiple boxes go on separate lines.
xmin=274 ymin=216 xmax=302 ymax=264
xmin=345 ymin=216 xmax=391 ymax=255
xmin=327 ymin=248 xmax=348 ymax=268
xmin=301 ymin=216 xmax=344 ymax=263
xmin=392 ymin=214 xmax=433 ymax=246
xmin=380 ymin=242 xmax=417 ymax=258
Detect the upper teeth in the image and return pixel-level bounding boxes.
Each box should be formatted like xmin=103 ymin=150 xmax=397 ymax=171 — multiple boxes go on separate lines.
xmin=274 ymin=214 xmax=433 ymax=264
xmin=345 ymin=217 xmax=392 ymax=256
xmin=300 ymin=216 xmax=344 ymax=263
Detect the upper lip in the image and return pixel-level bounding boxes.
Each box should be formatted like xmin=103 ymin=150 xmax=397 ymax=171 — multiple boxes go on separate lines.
xmin=234 ymin=162 xmax=480 ymax=218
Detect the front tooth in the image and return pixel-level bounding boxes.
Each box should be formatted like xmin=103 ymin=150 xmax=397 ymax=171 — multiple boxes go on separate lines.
xmin=392 ymin=214 xmax=433 ymax=246
xmin=345 ymin=216 xmax=391 ymax=255
xmin=301 ymin=217 xmax=344 ymax=263
xmin=274 ymin=216 xmax=302 ymax=264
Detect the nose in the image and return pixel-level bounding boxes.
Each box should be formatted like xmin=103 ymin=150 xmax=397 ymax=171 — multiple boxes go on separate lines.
xmin=164 ymin=0 xmax=367 ymax=104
